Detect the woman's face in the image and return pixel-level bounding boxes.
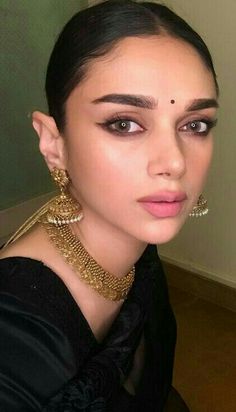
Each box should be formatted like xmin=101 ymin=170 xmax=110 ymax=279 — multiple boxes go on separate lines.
xmin=62 ymin=35 xmax=218 ymax=245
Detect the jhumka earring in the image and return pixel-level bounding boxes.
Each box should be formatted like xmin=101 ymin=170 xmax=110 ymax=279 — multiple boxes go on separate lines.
xmin=46 ymin=168 xmax=83 ymax=226
xmin=189 ymin=194 xmax=209 ymax=217
xmin=4 ymin=168 xmax=83 ymax=247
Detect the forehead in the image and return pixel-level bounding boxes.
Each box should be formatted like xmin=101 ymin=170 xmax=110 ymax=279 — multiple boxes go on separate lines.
xmin=74 ymin=35 xmax=216 ymax=102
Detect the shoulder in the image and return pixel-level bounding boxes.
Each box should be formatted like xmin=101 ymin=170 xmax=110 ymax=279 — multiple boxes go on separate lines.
xmin=0 ymin=259 xmax=78 ymax=409
xmin=0 ymin=223 xmax=58 ymax=264
xmin=0 ymin=257 xmax=70 ymax=340
xmin=0 ymin=256 xmax=96 ymax=362
xmin=0 ymin=224 xmax=75 ymax=326
xmin=0 ymin=256 xmax=66 ymax=316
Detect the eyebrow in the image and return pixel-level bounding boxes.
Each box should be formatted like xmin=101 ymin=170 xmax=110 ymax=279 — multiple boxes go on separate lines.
xmin=186 ymin=98 xmax=219 ymax=111
xmin=91 ymin=94 xmax=157 ymax=109
xmin=91 ymin=93 xmax=219 ymax=111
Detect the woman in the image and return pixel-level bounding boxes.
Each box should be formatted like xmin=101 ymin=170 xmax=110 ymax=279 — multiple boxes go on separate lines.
xmin=0 ymin=1 xmax=219 ymax=410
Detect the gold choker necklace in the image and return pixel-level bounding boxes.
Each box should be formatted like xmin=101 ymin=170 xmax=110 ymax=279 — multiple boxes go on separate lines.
xmin=43 ymin=222 xmax=135 ymax=301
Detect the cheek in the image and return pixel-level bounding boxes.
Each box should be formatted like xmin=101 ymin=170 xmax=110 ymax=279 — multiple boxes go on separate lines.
xmin=65 ymin=135 xmax=139 ymax=201
xmin=186 ymin=137 xmax=213 ymax=192
xmin=188 ymin=137 xmax=213 ymax=172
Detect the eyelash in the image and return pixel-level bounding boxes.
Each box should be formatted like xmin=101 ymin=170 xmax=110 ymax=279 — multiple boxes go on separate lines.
xmin=179 ymin=118 xmax=218 ymax=136
xmin=98 ymin=115 xmax=144 ymax=136
xmin=99 ymin=115 xmax=217 ymax=137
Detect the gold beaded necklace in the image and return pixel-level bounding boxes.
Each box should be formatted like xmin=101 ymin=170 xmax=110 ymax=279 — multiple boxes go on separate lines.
xmin=43 ymin=221 xmax=135 ymax=301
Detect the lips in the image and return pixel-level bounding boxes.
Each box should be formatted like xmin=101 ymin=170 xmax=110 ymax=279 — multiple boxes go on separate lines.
xmin=138 ymin=191 xmax=187 ymax=218
xmin=138 ymin=191 xmax=187 ymax=203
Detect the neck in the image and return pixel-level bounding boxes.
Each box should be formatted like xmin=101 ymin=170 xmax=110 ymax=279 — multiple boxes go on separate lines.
xmin=70 ymin=211 xmax=147 ymax=278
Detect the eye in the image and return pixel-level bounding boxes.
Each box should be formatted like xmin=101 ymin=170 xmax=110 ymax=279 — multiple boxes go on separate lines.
xmin=180 ymin=119 xmax=217 ymax=136
xmin=110 ymin=119 xmax=142 ymax=133
xmin=99 ymin=116 xmax=144 ymax=135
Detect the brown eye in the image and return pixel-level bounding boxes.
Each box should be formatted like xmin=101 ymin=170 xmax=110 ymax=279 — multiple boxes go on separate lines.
xmin=109 ymin=119 xmax=143 ymax=133
xmin=179 ymin=119 xmax=215 ymax=136
xmin=188 ymin=121 xmax=207 ymax=133
xmin=112 ymin=120 xmax=131 ymax=132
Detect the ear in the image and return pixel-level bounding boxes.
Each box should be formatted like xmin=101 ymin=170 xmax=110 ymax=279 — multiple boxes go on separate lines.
xmin=32 ymin=111 xmax=67 ymax=171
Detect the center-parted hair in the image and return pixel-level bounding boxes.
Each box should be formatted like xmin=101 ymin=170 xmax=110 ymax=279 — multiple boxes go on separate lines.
xmin=46 ymin=0 xmax=218 ymax=131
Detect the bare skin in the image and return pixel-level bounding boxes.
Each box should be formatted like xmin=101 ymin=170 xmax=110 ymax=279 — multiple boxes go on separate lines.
xmin=0 ymin=35 xmax=218 ymax=394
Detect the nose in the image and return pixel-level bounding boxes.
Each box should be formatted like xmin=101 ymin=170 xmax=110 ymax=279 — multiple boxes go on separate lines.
xmin=147 ymin=128 xmax=186 ymax=179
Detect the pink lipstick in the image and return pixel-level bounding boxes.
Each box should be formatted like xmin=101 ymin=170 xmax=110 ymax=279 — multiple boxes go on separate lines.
xmin=138 ymin=191 xmax=187 ymax=218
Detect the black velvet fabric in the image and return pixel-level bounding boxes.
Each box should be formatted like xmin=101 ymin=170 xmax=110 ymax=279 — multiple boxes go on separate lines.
xmin=0 ymin=245 xmax=177 ymax=411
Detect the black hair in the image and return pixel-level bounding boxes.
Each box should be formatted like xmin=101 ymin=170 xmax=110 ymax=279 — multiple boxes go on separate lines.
xmin=46 ymin=0 xmax=218 ymax=131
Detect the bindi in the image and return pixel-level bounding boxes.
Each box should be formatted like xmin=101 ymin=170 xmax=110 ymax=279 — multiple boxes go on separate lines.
xmin=170 ymin=99 xmax=175 ymax=104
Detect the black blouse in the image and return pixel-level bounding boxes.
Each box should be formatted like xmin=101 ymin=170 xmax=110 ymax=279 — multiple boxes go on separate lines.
xmin=0 ymin=245 xmax=176 ymax=411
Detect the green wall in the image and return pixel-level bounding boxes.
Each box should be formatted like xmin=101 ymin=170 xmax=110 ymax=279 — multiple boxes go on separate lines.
xmin=0 ymin=0 xmax=88 ymax=210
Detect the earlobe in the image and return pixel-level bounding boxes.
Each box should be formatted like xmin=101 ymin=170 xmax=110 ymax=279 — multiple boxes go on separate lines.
xmin=32 ymin=111 xmax=66 ymax=170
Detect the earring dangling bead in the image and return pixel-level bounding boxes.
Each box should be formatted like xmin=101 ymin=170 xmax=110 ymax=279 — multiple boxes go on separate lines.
xmin=45 ymin=168 xmax=83 ymax=226
xmin=189 ymin=194 xmax=209 ymax=218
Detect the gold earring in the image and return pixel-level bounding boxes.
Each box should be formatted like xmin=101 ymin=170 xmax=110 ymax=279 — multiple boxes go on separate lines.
xmin=46 ymin=168 xmax=83 ymax=226
xmin=189 ymin=194 xmax=209 ymax=217
xmin=4 ymin=168 xmax=83 ymax=248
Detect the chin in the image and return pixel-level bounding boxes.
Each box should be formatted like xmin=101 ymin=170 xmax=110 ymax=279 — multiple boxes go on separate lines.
xmin=139 ymin=218 xmax=186 ymax=245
